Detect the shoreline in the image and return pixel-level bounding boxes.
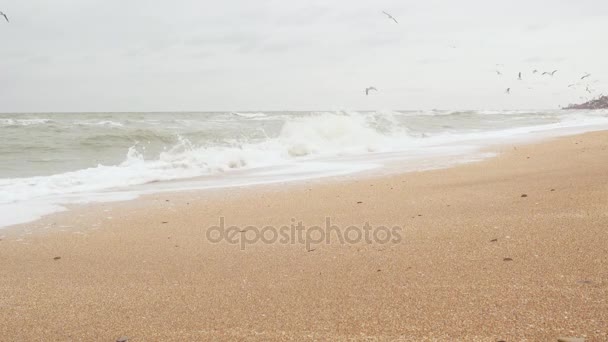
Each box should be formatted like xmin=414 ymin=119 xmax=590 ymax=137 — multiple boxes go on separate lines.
xmin=3 ymin=120 xmax=608 ymax=232
xmin=3 ymin=111 xmax=608 ymax=230
xmin=1 ymin=131 xmax=607 ymax=340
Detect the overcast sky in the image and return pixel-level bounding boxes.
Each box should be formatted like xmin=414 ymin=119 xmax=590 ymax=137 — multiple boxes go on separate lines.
xmin=1 ymin=0 xmax=607 ymax=112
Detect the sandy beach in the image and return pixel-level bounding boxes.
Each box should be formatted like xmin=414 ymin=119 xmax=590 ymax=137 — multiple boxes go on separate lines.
xmin=1 ymin=131 xmax=607 ymax=341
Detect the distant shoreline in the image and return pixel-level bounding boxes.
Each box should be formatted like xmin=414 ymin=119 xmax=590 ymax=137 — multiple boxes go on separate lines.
xmin=564 ymin=95 xmax=608 ymax=110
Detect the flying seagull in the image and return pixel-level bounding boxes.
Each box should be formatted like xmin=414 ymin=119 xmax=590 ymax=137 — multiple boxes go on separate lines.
xmin=568 ymin=83 xmax=576 ymax=88
xmin=518 ymin=72 xmax=522 ymax=80
xmin=505 ymin=88 xmax=511 ymax=94
xmin=532 ymin=69 xmax=539 ymax=74
xmin=382 ymin=11 xmax=398 ymax=24
xmin=581 ymin=73 xmax=591 ymax=80
xmin=542 ymin=70 xmax=558 ymax=76
xmin=365 ymin=87 xmax=378 ymax=96
xmin=586 ymin=86 xmax=592 ymax=94
xmin=0 ymin=11 xmax=8 ymax=23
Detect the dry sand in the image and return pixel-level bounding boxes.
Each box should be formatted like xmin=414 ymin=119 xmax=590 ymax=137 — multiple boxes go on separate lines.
xmin=1 ymin=131 xmax=607 ymax=341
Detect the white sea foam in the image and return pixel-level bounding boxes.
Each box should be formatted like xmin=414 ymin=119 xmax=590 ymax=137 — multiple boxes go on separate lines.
xmin=0 ymin=118 xmax=54 ymax=126
xmin=1 ymin=109 xmax=608 ymax=228
xmin=76 ymin=120 xmax=125 ymax=127
xmin=231 ymin=112 xmax=268 ymax=119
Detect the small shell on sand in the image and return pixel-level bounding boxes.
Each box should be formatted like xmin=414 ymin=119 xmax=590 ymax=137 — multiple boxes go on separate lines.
xmin=557 ymin=337 xmax=585 ymax=342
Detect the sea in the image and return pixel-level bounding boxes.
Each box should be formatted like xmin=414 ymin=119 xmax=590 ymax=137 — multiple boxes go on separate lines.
xmin=1 ymin=109 xmax=608 ymax=228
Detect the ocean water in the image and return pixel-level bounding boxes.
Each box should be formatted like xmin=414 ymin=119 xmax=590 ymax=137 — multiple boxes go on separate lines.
xmin=1 ymin=109 xmax=608 ymax=227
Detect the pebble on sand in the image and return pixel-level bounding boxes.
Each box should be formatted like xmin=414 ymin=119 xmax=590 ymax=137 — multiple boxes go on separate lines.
xmin=503 ymin=257 xmax=513 ymax=262
xmin=521 ymin=194 xmax=528 ymax=197
xmin=53 ymin=257 xmax=61 ymax=260
xmin=490 ymin=238 xmax=498 ymax=242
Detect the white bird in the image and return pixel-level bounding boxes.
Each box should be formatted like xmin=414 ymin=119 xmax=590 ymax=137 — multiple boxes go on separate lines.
xmin=365 ymin=87 xmax=378 ymax=96
xmin=581 ymin=73 xmax=591 ymax=80
xmin=0 ymin=11 xmax=8 ymax=23
xmin=542 ymin=70 xmax=558 ymax=76
xmin=382 ymin=11 xmax=398 ymax=24
xmin=505 ymin=88 xmax=511 ymax=94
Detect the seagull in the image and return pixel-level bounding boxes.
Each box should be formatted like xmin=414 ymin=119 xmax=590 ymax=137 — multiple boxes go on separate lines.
xmin=0 ymin=11 xmax=8 ymax=23
xmin=586 ymin=86 xmax=592 ymax=94
xmin=581 ymin=73 xmax=591 ymax=80
xmin=505 ymin=88 xmax=511 ymax=94
xmin=495 ymin=70 xmax=502 ymax=76
xmin=382 ymin=11 xmax=398 ymax=24
xmin=532 ymin=69 xmax=539 ymax=74
xmin=365 ymin=87 xmax=378 ymax=96
xmin=542 ymin=70 xmax=558 ymax=76
xmin=518 ymin=72 xmax=522 ymax=80
xmin=568 ymin=84 xmax=576 ymax=88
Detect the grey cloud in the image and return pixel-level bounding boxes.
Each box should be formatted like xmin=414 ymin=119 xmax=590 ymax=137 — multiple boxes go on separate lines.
xmin=1 ymin=0 xmax=607 ymax=112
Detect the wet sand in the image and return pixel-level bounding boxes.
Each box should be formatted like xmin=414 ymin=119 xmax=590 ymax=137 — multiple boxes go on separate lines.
xmin=1 ymin=131 xmax=607 ymax=341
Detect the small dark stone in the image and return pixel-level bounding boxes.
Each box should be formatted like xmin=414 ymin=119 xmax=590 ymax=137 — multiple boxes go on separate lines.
xmin=490 ymin=239 xmax=498 ymax=242
xmin=503 ymin=257 xmax=513 ymax=262
xmin=53 ymin=256 xmax=61 ymax=260
xmin=550 ymin=189 xmax=555 ymax=192
xmin=165 ymin=199 xmax=169 ymax=202
xmin=357 ymin=201 xmax=363 ymax=204
xmin=161 ymin=221 xmax=168 ymax=224
xmin=418 ymin=214 xmax=422 ymax=217
xmin=377 ymin=269 xmax=381 ymax=272
xmin=521 ymin=194 xmax=528 ymax=198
